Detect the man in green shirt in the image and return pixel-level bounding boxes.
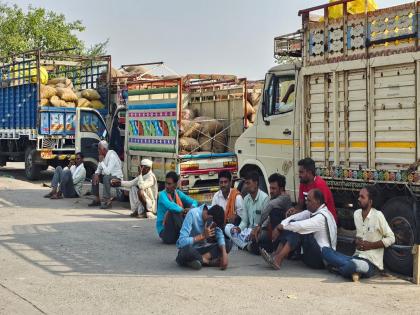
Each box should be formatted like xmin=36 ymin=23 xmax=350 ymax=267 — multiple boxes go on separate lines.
xmin=225 ymin=171 xmax=269 ymax=250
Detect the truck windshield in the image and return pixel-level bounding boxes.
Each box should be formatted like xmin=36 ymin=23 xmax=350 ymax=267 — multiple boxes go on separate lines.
xmin=267 ymin=75 xmax=295 ymax=116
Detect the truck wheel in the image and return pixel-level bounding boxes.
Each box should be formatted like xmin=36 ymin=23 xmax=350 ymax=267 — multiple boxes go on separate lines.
xmin=25 ymin=148 xmax=41 ymax=180
xmin=382 ymin=197 xmax=415 ymax=276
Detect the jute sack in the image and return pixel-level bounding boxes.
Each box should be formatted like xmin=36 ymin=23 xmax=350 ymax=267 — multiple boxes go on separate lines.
xmin=40 ymin=84 xmax=57 ymax=99
xmin=179 ymin=137 xmax=200 ymax=153
xmin=212 ymin=130 xmax=228 ymax=153
xmin=245 ymin=101 xmax=255 ymax=119
xmin=47 ymin=77 xmax=67 ymax=85
xmin=198 ymin=132 xmax=212 ymax=151
xmin=180 ymin=120 xmax=201 ymax=138
xmin=81 ymin=89 xmax=101 ymax=101
xmin=56 ymin=87 xmax=78 ymax=102
xmin=40 ymin=98 xmax=49 ymax=106
xmin=77 ymin=98 xmax=92 ymax=108
xmin=194 ymin=117 xmax=223 ymax=136
xmin=50 ymin=95 xmax=66 ymax=107
xmin=90 ymin=100 xmax=105 ymax=109
xmin=65 ymin=102 xmax=76 ymax=108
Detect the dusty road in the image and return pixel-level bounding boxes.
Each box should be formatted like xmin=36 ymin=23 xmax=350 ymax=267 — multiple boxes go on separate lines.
xmin=0 ymin=162 xmax=420 ymax=314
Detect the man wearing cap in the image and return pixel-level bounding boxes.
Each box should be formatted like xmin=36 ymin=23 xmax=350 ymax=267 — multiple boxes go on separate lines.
xmin=111 ymin=159 xmax=158 ymax=219
xmin=89 ymin=140 xmax=123 ymax=209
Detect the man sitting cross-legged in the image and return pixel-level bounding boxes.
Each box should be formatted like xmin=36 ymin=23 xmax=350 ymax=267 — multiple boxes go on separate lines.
xmin=261 ymin=189 xmax=337 ymax=270
xmin=322 ymin=186 xmax=395 ymax=282
xmin=176 ymin=204 xmax=231 ymax=270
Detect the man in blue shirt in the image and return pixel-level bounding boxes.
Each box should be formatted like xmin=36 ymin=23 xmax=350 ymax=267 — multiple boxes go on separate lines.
xmin=157 ymin=171 xmax=198 ymax=244
xmin=176 ymin=204 xmax=231 ymax=270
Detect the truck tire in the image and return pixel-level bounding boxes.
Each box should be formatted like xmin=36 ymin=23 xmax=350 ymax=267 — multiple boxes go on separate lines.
xmin=25 ymin=148 xmax=41 ymax=180
xmin=382 ymin=196 xmax=415 ymax=276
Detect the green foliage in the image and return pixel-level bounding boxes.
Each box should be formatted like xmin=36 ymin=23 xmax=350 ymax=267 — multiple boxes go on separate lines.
xmin=0 ymin=3 xmax=107 ymax=57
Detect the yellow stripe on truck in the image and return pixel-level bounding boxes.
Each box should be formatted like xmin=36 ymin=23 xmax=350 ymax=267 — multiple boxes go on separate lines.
xmin=256 ymin=139 xmax=294 ymax=145
xmin=309 ymin=141 xmax=415 ymax=149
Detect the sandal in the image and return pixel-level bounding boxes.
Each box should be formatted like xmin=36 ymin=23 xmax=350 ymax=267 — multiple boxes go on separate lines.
xmin=88 ymin=200 xmax=101 ymax=207
xmin=261 ymin=249 xmax=280 ymax=270
xmin=50 ymin=194 xmax=63 ymax=200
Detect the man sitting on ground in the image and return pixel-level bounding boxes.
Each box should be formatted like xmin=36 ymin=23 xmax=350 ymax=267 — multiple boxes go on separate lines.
xmin=89 ymin=140 xmax=123 ymax=209
xmin=111 ymin=159 xmax=158 ymax=219
xmin=211 ymin=170 xmax=243 ymax=225
xmin=44 ymin=152 xmax=86 ymax=199
xmin=225 ymin=171 xmax=269 ymax=250
xmin=261 ymin=189 xmax=337 ymax=270
xmin=287 ymin=158 xmax=337 ymax=222
xmin=156 ymin=171 xmax=198 ymax=244
xmin=248 ymin=173 xmax=292 ymax=254
xmin=322 ymin=186 xmax=395 ymax=282
xmin=176 ymin=204 xmax=230 ymax=270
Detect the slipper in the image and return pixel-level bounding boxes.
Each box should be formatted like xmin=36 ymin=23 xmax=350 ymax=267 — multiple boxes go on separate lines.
xmin=100 ymin=202 xmax=112 ymax=209
xmin=50 ymin=195 xmax=63 ymax=200
xmin=261 ymin=249 xmax=280 ymax=270
xmin=44 ymin=193 xmax=53 ymax=198
xmin=88 ymin=200 xmax=101 ymax=207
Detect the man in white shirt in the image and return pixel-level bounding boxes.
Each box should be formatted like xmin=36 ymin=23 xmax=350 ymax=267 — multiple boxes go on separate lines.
xmin=44 ymin=152 xmax=86 ymax=199
xmin=89 ymin=140 xmax=123 ymax=209
xmin=111 ymin=159 xmax=158 ymax=219
xmin=322 ymin=186 xmax=395 ymax=281
xmin=261 ymin=188 xmax=337 ymax=270
xmin=211 ymin=171 xmax=244 ymax=225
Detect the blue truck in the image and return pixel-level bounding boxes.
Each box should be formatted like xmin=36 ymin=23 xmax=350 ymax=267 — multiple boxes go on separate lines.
xmin=0 ymin=50 xmax=122 ymax=179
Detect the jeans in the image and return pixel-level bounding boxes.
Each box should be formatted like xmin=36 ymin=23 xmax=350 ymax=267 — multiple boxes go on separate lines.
xmin=51 ymin=166 xmax=78 ymax=198
xmin=159 ymin=212 xmax=184 ymax=244
xmin=322 ymin=247 xmax=376 ymax=279
xmin=176 ymin=238 xmax=233 ymax=266
xmin=278 ymin=230 xmax=325 ymax=269
xmin=91 ymin=174 xmax=118 ymax=199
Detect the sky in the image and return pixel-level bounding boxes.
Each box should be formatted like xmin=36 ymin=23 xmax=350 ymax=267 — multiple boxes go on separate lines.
xmin=13 ymin=0 xmax=409 ymax=80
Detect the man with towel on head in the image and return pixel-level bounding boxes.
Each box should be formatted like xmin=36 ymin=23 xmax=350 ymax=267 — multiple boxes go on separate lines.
xmin=112 ymin=158 xmax=158 ymax=219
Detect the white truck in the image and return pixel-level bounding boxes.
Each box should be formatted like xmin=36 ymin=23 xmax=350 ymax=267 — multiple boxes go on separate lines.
xmin=122 ymin=75 xmax=258 ymax=204
xmin=235 ymin=0 xmax=420 ymax=276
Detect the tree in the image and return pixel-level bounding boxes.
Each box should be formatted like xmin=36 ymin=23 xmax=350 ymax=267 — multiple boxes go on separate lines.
xmin=0 ymin=3 xmax=107 ymax=58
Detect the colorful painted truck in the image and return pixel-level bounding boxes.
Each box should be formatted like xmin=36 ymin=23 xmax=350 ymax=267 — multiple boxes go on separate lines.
xmin=0 ymin=50 xmax=116 ymax=178
xmin=123 ymin=75 xmax=252 ymax=203
xmin=236 ymin=0 xmax=420 ymax=275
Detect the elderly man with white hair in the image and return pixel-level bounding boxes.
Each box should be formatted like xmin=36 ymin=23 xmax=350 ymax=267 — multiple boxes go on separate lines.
xmin=89 ymin=140 xmax=123 ymax=209
xmin=111 ymin=158 xmax=158 ymax=219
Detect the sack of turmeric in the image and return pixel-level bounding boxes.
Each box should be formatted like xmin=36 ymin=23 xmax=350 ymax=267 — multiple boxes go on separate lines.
xmin=40 ymin=98 xmax=49 ymax=106
xmin=50 ymin=95 xmax=66 ymax=107
xmin=198 ymin=132 xmax=212 ymax=152
xmin=40 ymin=84 xmax=57 ymax=99
xmin=47 ymin=77 xmax=67 ymax=85
xmin=81 ymin=89 xmax=101 ymax=101
xmin=213 ymin=130 xmax=228 ymax=153
xmin=65 ymin=102 xmax=76 ymax=108
xmin=90 ymin=100 xmax=105 ymax=109
xmin=179 ymin=137 xmax=200 ymax=153
xmin=77 ymin=98 xmax=92 ymax=108
xmin=194 ymin=117 xmax=223 ymax=136
xmin=56 ymin=87 xmax=78 ymax=102
xmin=180 ymin=120 xmax=201 ymax=138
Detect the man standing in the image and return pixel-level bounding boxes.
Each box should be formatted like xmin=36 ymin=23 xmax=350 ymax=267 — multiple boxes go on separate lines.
xmin=44 ymin=152 xmax=86 ymax=199
xmin=111 ymin=159 xmax=158 ymax=219
xmin=322 ymin=186 xmax=395 ymax=281
xmin=287 ymin=158 xmax=338 ymax=222
xmin=248 ymin=173 xmax=292 ymax=254
xmin=156 ymin=171 xmax=198 ymax=244
xmin=261 ymin=189 xmax=337 ymax=270
xmin=176 ymin=205 xmax=230 ymax=270
xmin=225 ymin=171 xmax=269 ymax=250
xmin=89 ymin=140 xmax=123 ymax=209
xmin=211 ymin=170 xmax=243 ymax=224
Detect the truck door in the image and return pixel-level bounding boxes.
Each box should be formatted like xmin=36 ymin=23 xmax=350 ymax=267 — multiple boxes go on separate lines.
xmin=258 ymin=73 xmax=297 ymax=195
xmin=75 ymin=108 xmax=108 ymax=171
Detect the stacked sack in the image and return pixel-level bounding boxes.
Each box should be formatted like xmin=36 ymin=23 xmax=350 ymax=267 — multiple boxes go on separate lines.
xmin=245 ymin=90 xmax=261 ymax=127
xmin=39 ymin=77 xmax=105 ymax=109
xmin=179 ymin=109 xmax=228 ymax=155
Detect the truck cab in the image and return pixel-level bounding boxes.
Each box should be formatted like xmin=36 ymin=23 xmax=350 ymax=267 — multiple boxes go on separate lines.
xmin=235 ymin=63 xmax=301 ymax=199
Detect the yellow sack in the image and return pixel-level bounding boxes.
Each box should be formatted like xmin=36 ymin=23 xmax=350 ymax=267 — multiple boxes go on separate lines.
xmin=11 ymin=65 xmax=48 ymax=85
xmin=65 ymin=102 xmax=76 ymax=108
xmin=50 ymin=95 xmax=66 ymax=107
xmin=90 ymin=100 xmax=105 ymax=109
xmin=40 ymin=84 xmax=57 ymax=99
xmin=77 ymin=98 xmax=92 ymax=108
xmin=81 ymin=89 xmax=101 ymax=101
xmin=40 ymin=98 xmax=49 ymax=106
xmin=56 ymin=87 xmax=78 ymax=102
xmin=328 ymin=0 xmax=377 ymax=19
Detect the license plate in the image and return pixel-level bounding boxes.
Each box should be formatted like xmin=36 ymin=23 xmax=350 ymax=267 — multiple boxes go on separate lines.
xmin=41 ymin=150 xmax=53 ymax=159
xmin=190 ymin=192 xmax=214 ymax=204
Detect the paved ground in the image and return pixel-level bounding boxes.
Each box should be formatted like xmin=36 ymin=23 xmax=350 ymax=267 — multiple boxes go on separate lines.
xmin=1 ymin=162 xmax=420 ymax=314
